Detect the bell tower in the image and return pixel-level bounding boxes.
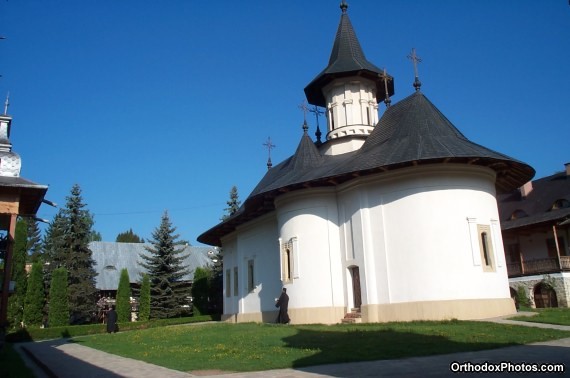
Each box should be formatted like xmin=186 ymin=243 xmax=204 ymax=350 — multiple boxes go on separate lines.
xmin=304 ymin=1 xmax=394 ymax=155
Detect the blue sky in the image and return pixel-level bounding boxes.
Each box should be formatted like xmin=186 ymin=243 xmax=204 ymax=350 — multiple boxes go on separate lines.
xmin=1 ymin=1 xmax=569 ymax=244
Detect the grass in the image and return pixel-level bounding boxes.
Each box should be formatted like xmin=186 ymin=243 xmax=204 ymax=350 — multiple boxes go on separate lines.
xmin=511 ymin=307 xmax=570 ymax=326
xmin=0 ymin=343 xmax=35 ymax=378
xmin=74 ymin=320 xmax=570 ymax=373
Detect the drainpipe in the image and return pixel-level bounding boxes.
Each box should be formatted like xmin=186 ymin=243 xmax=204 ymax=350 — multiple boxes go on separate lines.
xmin=553 ymin=225 xmax=562 ymax=270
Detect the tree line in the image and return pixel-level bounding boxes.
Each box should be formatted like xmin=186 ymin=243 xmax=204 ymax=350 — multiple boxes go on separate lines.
xmin=5 ymin=184 xmax=240 ymax=328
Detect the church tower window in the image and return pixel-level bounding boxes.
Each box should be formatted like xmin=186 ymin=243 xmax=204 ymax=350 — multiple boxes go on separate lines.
xmin=247 ymin=259 xmax=255 ymax=292
xmin=477 ymin=225 xmax=495 ymax=272
xmin=281 ymin=238 xmax=297 ymax=283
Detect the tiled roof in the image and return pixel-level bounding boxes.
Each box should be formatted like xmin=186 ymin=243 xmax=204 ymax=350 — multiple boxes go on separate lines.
xmin=198 ymin=91 xmax=534 ymax=246
xmin=90 ymin=241 xmax=216 ymax=291
xmin=498 ymin=170 xmax=570 ymax=230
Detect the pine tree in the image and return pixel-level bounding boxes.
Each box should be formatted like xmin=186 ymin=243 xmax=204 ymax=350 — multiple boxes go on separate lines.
xmin=116 ymin=228 xmax=144 ymax=243
xmin=23 ymin=262 xmax=45 ymax=326
xmin=221 ymin=185 xmax=241 ymax=221
xmin=139 ymin=211 xmax=189 ymax=319
xmin=26 ymin=218 xmax=43 ymax=263
xmin=138 ymin=274 xmax=150 ymax=321
xmin=7 ymin=219 xmax=29 ymax=328
xmin=45 ymin=184 xmax=98 ymax=324
xmin=116 ymin=269 xmax=131 ymax=323
xmin=49 ymin=267 xmax=69 ymax=327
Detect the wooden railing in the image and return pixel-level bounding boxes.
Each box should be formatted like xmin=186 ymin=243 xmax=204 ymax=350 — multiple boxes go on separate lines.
xmin=507 ymin=256 xmax=570 ymax=277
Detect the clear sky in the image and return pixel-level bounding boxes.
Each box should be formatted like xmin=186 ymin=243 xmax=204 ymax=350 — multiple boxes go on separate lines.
xmin=1 ymin=1 xmax=569 ymax=244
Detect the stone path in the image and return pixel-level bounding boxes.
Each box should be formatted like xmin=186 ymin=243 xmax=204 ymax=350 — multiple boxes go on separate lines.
xmin=14 ymin=316 xmax=570 ymax=377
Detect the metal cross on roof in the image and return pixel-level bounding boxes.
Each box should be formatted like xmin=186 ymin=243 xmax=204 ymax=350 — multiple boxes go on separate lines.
xmin=379 ymin=69 xmax=392 ymax=108
xmin=310 ymin=105 xmax=324 ymax=145
xmin=298 ymin=100 xmax=310 ymax=122
xmin=309 ymin=105 xmax=324 ymax=127
xmin=407 ymin=48 xmax=422 ymax=91
xmin=263 ymin=136 xmax=276 ymax=170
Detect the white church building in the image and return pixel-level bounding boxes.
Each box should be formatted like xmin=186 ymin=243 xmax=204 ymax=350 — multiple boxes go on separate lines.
xmin=198 ymin=2 xmax=534 ymax=324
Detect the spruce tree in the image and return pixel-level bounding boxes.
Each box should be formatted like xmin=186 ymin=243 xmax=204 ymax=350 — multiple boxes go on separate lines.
xmin=49 ymin=268 xmax=69 ymax=327
xmin=7 ymin=219 xmax=29 ymax=328
xmin=139 ymin=211 xmax=189 ymax=319
xmin=45 ymin=184 xmax=98 ymax=324
xmin=116 ymin=269 xmax=132 ymax=323
xmin=221 ymin=185 xmax=241 ymax=221
xmin=27 ymin=218 xmax=43 ymax=263
xmin=138 ymin=274 xmax=150 ymax=321
xmin=23 ymin=262 xmax=45 ymax=326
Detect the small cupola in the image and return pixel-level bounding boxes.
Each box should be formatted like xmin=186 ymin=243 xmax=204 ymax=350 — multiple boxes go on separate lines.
xmin=0 ymin=94 xmax=22 ymax=177
xmin=304 ymin=1 xmax=394 ymax=155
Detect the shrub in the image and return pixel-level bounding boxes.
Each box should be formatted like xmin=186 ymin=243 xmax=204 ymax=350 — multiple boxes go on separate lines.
xmin=49 ymin=268 xmax=69 ymax=327
xmin=116 ymin=269 xmax=132 ymax=323
xmin=139 ymin=274 xmax=150 ymax=321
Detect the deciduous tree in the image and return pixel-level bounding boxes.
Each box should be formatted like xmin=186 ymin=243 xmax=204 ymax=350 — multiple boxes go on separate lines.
xmin=116 ymin=228 xmax=144 ymax=243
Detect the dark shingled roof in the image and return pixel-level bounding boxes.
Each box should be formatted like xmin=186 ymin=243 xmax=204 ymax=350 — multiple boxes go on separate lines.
xmin=304 ymin=5 xmax=394 ymax=107
xmin=198 ymin=91 xmax=534 ymax=246
xmin=498 ymin=170 xmax=570 ymax=231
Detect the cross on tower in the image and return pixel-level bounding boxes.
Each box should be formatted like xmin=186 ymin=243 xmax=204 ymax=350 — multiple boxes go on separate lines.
xmin=298 ymin=100 xmax=309 ymax=122
xmin=379 ymin=69 xmax=392 ymax=108
xmin=309 ymin=105 xmax=324 ymax=145
xmin=309 ymin=105 xmax=324 ymax=127
xmin=407 ymin=48 xmax=422 ymax=91
xmin=263 ymin=137 xmax=276 ymax=170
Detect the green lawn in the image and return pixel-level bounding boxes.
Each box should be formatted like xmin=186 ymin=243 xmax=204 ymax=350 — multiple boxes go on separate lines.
xmin=511 ymin=308 xmax=570 ymax=326
xmin=74 ymin=320 xmax=570 ymax=373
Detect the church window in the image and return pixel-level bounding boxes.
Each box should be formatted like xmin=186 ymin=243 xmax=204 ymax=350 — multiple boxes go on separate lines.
xmin=281 ymin=238 xmax=297 ymax=283
xmin=247 ymin=259 xmax=255 ymax=292
xmin=329 ymin=108 xmax=335 ymax=130
xmin=225 ymin=269 xmax=231 ymax=297
xmin=233 ymin=267 xmax=238 ymax=296
xmin=477 ymin=224 xmax=495 ymax=272
xmin=366 ymin=107 xmax=371 ymax=125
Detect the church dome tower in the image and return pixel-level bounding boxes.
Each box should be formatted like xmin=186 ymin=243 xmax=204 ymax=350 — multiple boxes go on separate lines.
xmin=0 ymin=95 xmax=22 ymax=177
xmin=304 ymin=1 xmax=394 ymax=155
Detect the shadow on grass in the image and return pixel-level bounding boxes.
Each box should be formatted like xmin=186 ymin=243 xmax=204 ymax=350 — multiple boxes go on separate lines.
xmin=282 ymin=327 xmax=570 ymax=377
xmin=282 ymin=327 xmax=511 ymax=368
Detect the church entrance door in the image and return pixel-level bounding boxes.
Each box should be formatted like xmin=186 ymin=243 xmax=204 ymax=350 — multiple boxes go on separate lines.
xmin=350 ymin=266 xmax=362 ymax=310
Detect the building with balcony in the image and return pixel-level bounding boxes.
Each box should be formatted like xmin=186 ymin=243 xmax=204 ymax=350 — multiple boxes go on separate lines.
xmin=498 ymin=163 xmax=570 ymax=308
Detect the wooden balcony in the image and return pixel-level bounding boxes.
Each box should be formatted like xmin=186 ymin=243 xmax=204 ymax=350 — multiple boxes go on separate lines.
xmin=507 ymin=256 xmax=570 ymax=277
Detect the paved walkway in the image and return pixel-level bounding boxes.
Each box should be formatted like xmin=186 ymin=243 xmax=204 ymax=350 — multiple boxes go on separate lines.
xmin=14 ymin=316 xmax=570 ymax=378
